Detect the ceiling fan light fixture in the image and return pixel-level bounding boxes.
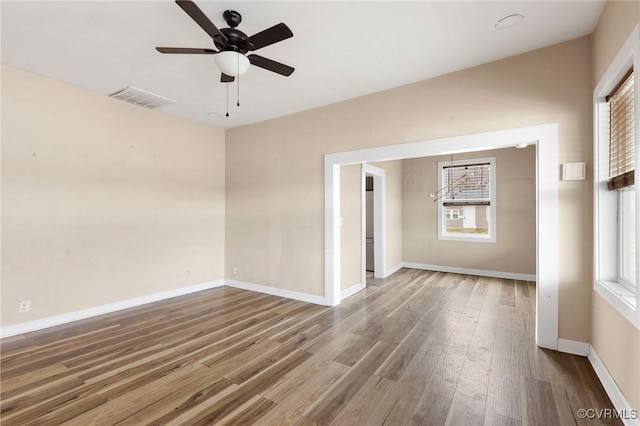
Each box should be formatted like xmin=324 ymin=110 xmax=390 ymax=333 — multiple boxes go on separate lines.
xmin=215 ymin=51 xmax=250 ymax=77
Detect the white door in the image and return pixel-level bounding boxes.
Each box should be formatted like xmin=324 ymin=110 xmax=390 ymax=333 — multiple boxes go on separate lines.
xmin=463 ymin=206 xmax=476 ymax=229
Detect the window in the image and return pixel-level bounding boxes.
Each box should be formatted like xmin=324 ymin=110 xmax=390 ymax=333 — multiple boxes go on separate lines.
xmin=594 ymin=27 xmax=639 ymax=329
xmin=437 ymin=157 xmax=496 ymax=242
xmin=609 ymin=72 xmax=636 ymax=293
xmin=600 ymin=70 xmax=636 ymax=297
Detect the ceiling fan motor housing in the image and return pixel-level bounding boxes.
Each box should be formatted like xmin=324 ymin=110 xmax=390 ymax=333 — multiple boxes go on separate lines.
xmin=214 ymin=10 xmax=253 ymax=53
xmin=215 ymin=27 xmax=250 ymax=53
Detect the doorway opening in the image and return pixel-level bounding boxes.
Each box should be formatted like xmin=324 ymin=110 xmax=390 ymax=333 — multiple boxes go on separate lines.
xmin=361 ymin=164 xmax=386 ymax=289
xmin=325 ymin=123 xmax=559 ymax=350
xmin=365 ymin=176 xmax=374 ymax=273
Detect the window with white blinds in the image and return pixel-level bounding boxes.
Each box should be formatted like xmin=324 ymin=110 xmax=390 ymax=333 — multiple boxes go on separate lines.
xmin=608 ymin=71 xmax=635 ymax=190
xmin=593 ymin=26 xmax=639 ymax=326
xmin=437 ymin=157 xmax=496 ymax=242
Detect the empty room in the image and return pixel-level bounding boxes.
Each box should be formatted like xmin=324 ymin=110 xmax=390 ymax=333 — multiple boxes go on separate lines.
xmin=1 ymin=0 xmax=639 ymax=425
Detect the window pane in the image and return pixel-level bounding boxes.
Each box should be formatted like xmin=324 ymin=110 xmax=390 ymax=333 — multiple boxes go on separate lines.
xmin=443 ymin=205 xmax=489 ymax=235
xmin=445 ymin=208 xmax=459 ymax=220
xmin=621 ymin=187 xmax=636 ymax=286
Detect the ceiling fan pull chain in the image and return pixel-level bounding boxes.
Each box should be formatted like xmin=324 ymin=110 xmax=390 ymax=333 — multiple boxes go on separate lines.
xmin=226 ymin=83 xmax=230 ymax=117
xmin=237 ymin=77 xmax=240 ymax=107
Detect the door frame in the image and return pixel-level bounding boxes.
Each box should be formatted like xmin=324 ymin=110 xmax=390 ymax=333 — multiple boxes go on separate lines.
xmin=324 ymin=123 xmax=559 ymax=350
xmin=361 ymin=164 xmax=386 ymax=287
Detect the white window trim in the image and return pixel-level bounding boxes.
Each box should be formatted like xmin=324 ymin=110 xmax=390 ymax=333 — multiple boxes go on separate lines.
xmin=437 ymin=157 xmax=497 ymax=243
xmin=593 ymin=24 xmax=640 ymax=330
xmin=618 ymin=188 xmax=635 ymax=292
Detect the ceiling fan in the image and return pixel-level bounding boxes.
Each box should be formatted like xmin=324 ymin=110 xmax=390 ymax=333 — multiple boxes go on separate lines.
xmin=156 ymin=0 xmax=294 ymax=83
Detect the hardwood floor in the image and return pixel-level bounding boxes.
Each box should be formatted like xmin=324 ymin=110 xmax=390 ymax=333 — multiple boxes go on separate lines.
xmin=0 ymin=269 xmax=620 ymax=425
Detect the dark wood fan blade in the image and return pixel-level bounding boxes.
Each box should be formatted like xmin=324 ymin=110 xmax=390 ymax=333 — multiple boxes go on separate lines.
xmin=248 ymin=54 xmax=294 ymax=76
xmin=243 ymin=23 xmax=293 ymax=51
xmin=156 ymin=47 xmax=218 ymax=54
xmin=220 ymin=73 xmax=235 ymax=83
xmin=176 ymin=0 xmax=227 ymax=42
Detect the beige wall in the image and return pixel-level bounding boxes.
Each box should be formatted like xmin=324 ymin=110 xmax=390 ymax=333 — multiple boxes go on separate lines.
xmin=1 ymin=65 xmax=226 ymax=327
xmin=370 ymin=160 xmax=403 ymax=272
xmin=402 ymin=147 xmax=535 ymax=274
xmin=592 ymin=295 xmax=640 ymax=410
xmin=592 ymin=0 xmax=640 ymax=85
xmin=591 ymin=0 xmax=640 ymax=411
xmin=226 ymin=36 xmax=593 ymax=342
xmin=340 ymin=164 xmax=361 ymax=291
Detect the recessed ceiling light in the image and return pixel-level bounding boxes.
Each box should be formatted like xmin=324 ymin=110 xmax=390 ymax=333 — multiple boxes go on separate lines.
xmin=207 ymin=111 xmax=221 ymax=117
xmin=516 ymin=143 xmax=528 ymax=149
xmin=495 ymin=14 xmax=524 ymax=30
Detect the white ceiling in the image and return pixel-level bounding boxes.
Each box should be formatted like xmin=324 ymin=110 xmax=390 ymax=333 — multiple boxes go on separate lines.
xmin=1 ymin=1 xmax=606 ymax=129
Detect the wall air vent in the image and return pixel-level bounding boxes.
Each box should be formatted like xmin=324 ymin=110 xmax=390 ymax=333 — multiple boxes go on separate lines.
xmin=108 ymin=86 xmax=176 ymax=110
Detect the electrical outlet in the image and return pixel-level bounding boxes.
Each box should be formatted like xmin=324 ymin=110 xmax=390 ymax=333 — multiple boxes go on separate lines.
xmin=233 ymin=266 xmax=237 ymax=275
xmin=18 ymin=300 xmax=31 ymax=313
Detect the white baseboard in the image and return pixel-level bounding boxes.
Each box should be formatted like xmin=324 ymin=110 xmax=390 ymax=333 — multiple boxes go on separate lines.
xmin=226 ymin=279 xmax=329 ymax=306
xmin=557 ymin=338 xmax=590 ymax=356
xmin=402 ymin=262 xmax=536 ymax=282
xmin=588 ymin=346 xmax=640 ymax=426
xmin=0 ymin=280 xmax=225 ymax=339
xmin=2 ymin=278 xmax=330 ymax=339
xmin=341 ymin=283 xmax=365 ymax=300
xmin=383 ymin=263 xmax=403 ymax=278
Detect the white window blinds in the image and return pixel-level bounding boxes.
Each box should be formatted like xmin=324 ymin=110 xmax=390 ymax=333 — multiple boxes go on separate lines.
xmin=442 ymin=163 xmax=491 ymax=206
xmin=608 ymin=71 xmax=635 ymax=190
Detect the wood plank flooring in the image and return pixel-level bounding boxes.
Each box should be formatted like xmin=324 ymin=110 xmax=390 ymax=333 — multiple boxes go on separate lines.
xmin=0 ymin=269 xmax=620 ymax=425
